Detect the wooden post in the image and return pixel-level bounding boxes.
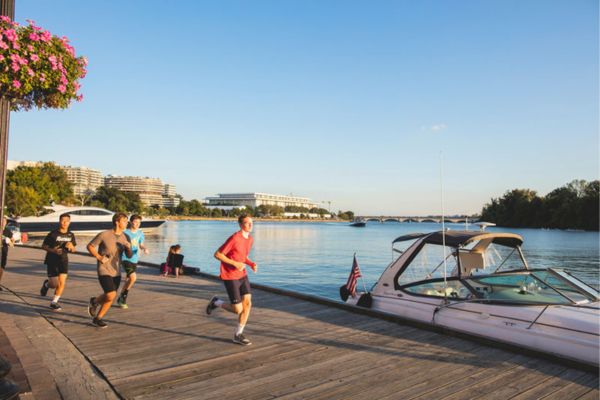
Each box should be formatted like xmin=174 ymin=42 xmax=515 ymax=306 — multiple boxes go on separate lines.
xmin=0 ymin=0 xmax=15 ymax=224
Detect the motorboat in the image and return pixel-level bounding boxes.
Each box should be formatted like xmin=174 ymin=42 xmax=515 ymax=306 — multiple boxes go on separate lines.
xmin=10 ymin=205 xmax=166 ymax=236
xmin=340 ymin=230 xmax=600 ymax=367
xmin=349 ymin=218 xmax=366 ymax=227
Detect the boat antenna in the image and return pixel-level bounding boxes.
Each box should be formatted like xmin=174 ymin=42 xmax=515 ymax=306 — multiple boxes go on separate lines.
xmin=440 ymin=152 xmax=448 ymax=298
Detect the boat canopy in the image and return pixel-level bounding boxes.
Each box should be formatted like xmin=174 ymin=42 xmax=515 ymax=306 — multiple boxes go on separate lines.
xmin=392 ymin=231 xmax=523 ymax=248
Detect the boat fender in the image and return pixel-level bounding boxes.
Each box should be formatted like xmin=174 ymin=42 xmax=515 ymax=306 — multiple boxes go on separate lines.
xmin=356 ymin=292 xmax=373 ymax=308
xmin=339 ymin=285 xmax=351 ymax=302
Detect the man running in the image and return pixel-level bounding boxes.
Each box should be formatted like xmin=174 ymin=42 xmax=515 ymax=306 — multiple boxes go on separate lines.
xmin=40 ymin=213 xmax=76 ymax=310
xmin=86 ymin=212 xmax=132 ymax=328
xmin=206 ymin=214 xmax=258 ymax=346
xmin=0 ymin=217 xmax=14 ymax=290
xmin=117 ymin=214 xmax=148 ymax=309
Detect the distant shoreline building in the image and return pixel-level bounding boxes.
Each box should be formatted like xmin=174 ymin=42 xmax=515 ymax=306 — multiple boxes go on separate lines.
xmin=105 ymin=175 xmax=179 ymax=207
xmin=61 ymin=165 xmax=103 ymax=196
xmin=205 ymin=193 xmax=318 ymax=210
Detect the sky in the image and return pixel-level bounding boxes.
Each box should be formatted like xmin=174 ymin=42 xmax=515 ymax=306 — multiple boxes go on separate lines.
xmin=7 ymin=0 xmax=599 ymax=216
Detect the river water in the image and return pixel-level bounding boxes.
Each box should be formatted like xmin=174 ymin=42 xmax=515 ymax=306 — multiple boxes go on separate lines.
xmin=137 ymin=220 xmax=599 ymax=301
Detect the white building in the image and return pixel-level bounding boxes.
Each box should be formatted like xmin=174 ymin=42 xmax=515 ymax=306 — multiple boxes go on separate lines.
xmin=105 ymin=175 xmax=164 ymax=206
xmin=61 ymin=165 xmax=104 ymax=196
xmin=205 ymin=193 xmax=318 ymax=210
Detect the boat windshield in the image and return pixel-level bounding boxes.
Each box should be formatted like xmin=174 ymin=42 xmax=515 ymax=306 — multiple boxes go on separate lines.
xmin=466 ymin=270 xmax=597 ymax=305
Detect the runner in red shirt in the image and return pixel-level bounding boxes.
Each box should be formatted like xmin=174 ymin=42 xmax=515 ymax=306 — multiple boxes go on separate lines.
xmin=206 ymin=214 xmax=257 ymax=345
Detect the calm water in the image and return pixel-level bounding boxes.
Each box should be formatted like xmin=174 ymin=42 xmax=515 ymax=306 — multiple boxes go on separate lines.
xmin=136 ymin=220 xmax=599 ymax=301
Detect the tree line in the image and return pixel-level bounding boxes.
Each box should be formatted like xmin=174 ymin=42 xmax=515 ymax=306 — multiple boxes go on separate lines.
xmin=5 ymin=163 xmax=355 ymax=220
xmin=480 ymin=180 xmax=599 ymax=231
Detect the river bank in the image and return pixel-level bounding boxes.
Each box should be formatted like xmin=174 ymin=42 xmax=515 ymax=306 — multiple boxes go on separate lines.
xmin=165 ymin=216 xmax=345 ymax=223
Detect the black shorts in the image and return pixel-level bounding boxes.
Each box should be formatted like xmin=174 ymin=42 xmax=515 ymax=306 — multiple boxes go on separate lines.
xmin=223 ymin=276 xmax=251 ymax=305
xmin=122 ymin=261 xmax=137 ymax=277
xmin=98 ymin=275 xmax=121 ymax=294
xmin=47 ymin=261 xmax=68 ymax=277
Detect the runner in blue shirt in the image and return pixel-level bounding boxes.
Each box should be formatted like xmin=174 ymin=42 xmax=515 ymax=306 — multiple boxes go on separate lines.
xmin=117 ymin=214 xmax=149 ymax=309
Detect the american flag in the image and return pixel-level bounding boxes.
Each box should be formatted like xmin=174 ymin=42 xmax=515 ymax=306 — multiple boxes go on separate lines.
xmin=345 ymin=255 xmax=362 ymax=297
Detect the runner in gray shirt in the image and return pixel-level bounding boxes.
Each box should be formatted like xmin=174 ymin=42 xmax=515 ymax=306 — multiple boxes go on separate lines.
xmin=86 ymin=212 xmax=132 ymax=328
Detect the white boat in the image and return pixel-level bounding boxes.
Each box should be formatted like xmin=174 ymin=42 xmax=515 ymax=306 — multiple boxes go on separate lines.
xmin=341 ymin=230 xmax=600 ymax=367
xmin=10 ymin=205 xmax=166 ymax=236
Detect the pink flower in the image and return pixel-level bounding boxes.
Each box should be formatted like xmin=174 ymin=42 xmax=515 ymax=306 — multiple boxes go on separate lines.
xmin=28 ymin=32 xmax=40 ymax=41
xmin=27 ymin=67 xmax=34 ymax=77
xmin=0 ymin=41 xmax=7 ymax=49
xmin=0 ymin=16 xmax=11 ymax=23
xmin=3 ymin=28 xmax=16 ymax=42
xmin=0 ymin=55 xmax=3 ymax=61
xmin=76 ymin=94 xmax=83 ymax=102
xmin=57 ymin=84 xmax=66 ymax=93
xmin=40 ymin=31 xmax=52 ymax=42
xmin=39 ymin=73 xmax=46 ymax=82
xmin=30 ymin=54 xmax=39 ymax=62
xmin=12 ymin=80 xmax=21 ymax=89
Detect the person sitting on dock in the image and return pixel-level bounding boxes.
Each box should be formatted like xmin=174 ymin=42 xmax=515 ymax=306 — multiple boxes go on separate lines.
xmin=86 ymin=212 xmax=132 ymax=328
xmin=40 ymin=213 xmax=77 ymax=311
xmin=160 ymin=244 xmax=184 ymax=277
xmin=206 ymin=214 xmax=258 ymax=346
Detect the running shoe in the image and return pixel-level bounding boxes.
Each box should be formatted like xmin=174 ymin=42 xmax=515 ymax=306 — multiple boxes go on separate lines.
xmin=87 ymin=297 xmax=98 ymax=317
xmin=206 ymin=296 xmax=219 ymax=315
xmin=117 ymin=296 xmax=128 ymax=309
xmin=49 ymin=302 xmax=62 ymax=311
xmin=232 ymin=334 xmax=251 ymax=346
xmin=92 ymin=318 xmax=107 ymax=328
xmin=40 ymin=279 xmax=49 ymax=296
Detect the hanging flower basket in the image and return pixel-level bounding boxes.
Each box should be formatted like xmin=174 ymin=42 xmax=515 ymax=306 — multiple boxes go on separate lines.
xmin=0 ymin=16 xmax=86 ymax=111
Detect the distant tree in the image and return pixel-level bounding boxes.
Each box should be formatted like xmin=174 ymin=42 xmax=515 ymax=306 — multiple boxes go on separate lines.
xmin=5 ymin=163 xmax=74 ymax=216
xmin=337 ymin=210 xmax=355 ymax=221
xmin=481 ymin=180 xmax=599 ymax=231
xmin=91 ymin=186 xmax=143 ymax=213
xmin=5 ymin=184 xmax=40 ymax=216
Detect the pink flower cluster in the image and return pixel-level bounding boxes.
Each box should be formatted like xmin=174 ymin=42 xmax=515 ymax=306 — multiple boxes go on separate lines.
xmin=0 ymin=16 xmax=87 ymax=111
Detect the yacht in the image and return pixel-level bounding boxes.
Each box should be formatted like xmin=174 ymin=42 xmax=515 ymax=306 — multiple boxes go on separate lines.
xmin=10 ymin=205 xmax=166 ymax=236
xmin=340 ymin=230 xmax=600 ymax=367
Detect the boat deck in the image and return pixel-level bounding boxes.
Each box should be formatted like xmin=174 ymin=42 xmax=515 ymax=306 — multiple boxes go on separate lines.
xmin=0 ymin=246 xmax=597 ymax=399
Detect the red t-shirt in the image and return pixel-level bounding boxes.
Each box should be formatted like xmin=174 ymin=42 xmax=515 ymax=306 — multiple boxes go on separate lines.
xmin=218 ymin=231 xmax=255 ymax=280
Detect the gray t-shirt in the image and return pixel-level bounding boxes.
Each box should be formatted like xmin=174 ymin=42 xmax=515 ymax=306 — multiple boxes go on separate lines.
xmin=88 ymin=230 xmax=131 ymax=277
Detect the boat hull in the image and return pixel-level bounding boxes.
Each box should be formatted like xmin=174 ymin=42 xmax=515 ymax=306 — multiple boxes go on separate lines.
xmin=351 ymin=293 xmax=600 ymax=367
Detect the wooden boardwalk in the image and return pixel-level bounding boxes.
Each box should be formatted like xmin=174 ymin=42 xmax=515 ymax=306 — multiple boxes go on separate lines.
xmin=0 ymin=246 xmax=598 ymax=400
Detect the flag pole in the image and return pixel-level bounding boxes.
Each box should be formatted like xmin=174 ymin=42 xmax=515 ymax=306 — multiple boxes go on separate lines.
xmin=355 ymin=252 xmax=368 ymax=293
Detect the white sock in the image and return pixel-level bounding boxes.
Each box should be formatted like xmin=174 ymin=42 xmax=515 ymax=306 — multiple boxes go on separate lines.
xmin=214 ymin=299 xmax=224 ymax=307
xmin=235 ymin=324 xmax=245 ymax=336
xmin=52 ymin=295 xmax=60 ymax=303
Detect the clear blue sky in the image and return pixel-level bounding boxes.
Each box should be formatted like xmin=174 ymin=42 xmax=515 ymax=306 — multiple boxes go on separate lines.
xmin=9 ymin=0 xmax=599 ymax=215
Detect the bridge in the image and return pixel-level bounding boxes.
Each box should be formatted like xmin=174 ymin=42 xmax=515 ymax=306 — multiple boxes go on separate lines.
xmin=355 ymin=216 xmax=481 ymax=224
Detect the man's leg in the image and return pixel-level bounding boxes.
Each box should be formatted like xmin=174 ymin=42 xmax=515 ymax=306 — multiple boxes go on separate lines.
xmin=0 ymin=246 xmax=7 ymax=288
xmin=96 ymin=291 xmax=117 ymax=319
xmin=118 ymin=269 xmax=136 ymax=308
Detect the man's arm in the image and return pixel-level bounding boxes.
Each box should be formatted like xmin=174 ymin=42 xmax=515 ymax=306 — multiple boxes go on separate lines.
xmin=214 ymin=251 xmax=245 ymax=271
xmin=87 ymin=243 xmax=108 ymax=263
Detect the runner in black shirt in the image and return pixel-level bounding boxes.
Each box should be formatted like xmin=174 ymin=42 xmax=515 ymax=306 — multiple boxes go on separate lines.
xmin=40 ymin=213 xmax=76 ymax=311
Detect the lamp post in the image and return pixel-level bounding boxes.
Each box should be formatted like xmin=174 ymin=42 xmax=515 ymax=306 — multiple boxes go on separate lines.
xmin=0 ymin=0 xmax=15 ymax=226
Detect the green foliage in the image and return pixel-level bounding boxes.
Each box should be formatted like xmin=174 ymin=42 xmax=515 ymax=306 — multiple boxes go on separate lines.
xmin=256 ymin=204 xmax=284 ymax=217
xmin=337 ymin=210 xmax=355 ymax=221
xmin=5 ymin=162 xmax=74 ymax=216
xmin=481 ymin=180 xmax=599 ymax=231
xmin=90 ymin=186 xmax=144 ymax=213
